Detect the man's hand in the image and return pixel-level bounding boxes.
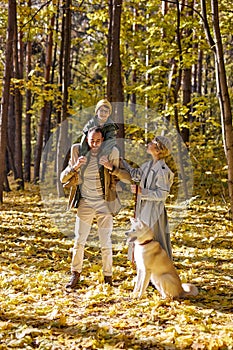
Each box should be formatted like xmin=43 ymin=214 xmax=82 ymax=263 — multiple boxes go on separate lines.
xmin=73 ymin=156 xmax=87 ymax=171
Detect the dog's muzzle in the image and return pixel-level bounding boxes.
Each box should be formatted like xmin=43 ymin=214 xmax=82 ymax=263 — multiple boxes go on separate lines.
xmin=125 ymin=230 xmax=137 ymax=243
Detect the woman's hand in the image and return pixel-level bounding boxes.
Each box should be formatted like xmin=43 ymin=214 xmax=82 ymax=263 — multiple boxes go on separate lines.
xmin=99 ymin=155 xmax=113 ymax=170
xmin=131 ymin=184 xmax=141 ymax=194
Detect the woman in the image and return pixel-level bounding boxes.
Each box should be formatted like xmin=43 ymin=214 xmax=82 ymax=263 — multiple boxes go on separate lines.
xmin=122 ymin=136 xmax=174 ymax=260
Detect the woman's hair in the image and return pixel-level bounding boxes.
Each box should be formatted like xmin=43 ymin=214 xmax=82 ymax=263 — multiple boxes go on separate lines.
xmin=157 ymin=147 xmax=170 ymax=159
xmin=152 ymin=136 xmax=172 ymax=159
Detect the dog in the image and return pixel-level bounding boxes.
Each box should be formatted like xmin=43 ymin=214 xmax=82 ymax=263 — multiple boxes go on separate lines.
xmin=126 ymin=218 xmax=198 ymax=299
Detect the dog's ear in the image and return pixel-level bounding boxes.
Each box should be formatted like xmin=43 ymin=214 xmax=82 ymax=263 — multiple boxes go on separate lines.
xmin=137 ymin=218 xmax=144 ymax=229
xmin=130 ymin=217 xmax=144 ymax=229
xmin=133 ymin=217 xmax=144 ymax=229
xmin=130 ymin=217 xmax=136 ymax=224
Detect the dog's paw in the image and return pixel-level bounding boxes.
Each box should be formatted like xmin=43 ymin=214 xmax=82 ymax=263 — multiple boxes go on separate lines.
xmin=131 ymin=292 xmax=139 ymax=299
xmin=137 ymin=293 xmax=144 ymax=299
xmin=132 ymin=291 xmax=145 ymax=299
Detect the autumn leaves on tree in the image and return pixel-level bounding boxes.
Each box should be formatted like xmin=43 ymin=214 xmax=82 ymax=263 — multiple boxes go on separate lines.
xmin=0 ymin=0 xmax=232 ymax=217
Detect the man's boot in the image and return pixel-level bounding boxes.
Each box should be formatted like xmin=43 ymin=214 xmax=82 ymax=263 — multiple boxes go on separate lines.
xmin=66 ymin=271 xmax=80 ymax=289
xmin=104 ymin=275 xmax=113 ymax=286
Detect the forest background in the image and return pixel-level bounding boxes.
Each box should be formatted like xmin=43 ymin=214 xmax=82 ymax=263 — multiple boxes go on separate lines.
xmin=0 ymin=0 xmax=233 ymax=207
xmin=0 ymin=0 xmax=233 ymax=349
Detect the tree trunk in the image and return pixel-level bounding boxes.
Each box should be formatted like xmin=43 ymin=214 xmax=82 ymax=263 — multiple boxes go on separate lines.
xmin=62 ymin=0 xmax=71 ymax=122
xmin=7 ymin=94 xmax=16 ymax=177
xmin=24 ymin=0 xmax=32 ymax=182
xmin=24 ymin=40 xmax=32 ymax=182
xmin=57 ymin=2 xmax=64 ymax=126
xmin=180 ymin=0 xmax=194 ymax=145
xmin=107 ymin=0 xmax=124 ymax=154
xmin=13 ymin=3 xmax=24 ymax=190
xmin=129 ymin=7 xmax=138 ymax=117
xmin=34 ymin=13 xmax=55 ymax=183
xmin=181 ymin=67 xmax=191 ymax=144
xmin=0 ymin=0 xmax=15 ymax=203
xmin=211 ymin=0 xmax=233 ymax=217
xmin=41 ymin=4 xmax=60 ymax=182
xmin=201 ymin=0 xmax=233 ymax=217
xmin=57 ymin=0 xmax=71 ymax=197
xmin=173 ymin=0 xmax=189 ymax=199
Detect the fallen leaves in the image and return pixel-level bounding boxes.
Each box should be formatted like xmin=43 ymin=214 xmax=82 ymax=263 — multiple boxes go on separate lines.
xmin=0 ymin=184 xmax=233 ymax=349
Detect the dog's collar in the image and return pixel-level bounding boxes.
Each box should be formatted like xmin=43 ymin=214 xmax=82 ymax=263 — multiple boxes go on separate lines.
xmin=139 ymin=239 xmax=153 ymax=246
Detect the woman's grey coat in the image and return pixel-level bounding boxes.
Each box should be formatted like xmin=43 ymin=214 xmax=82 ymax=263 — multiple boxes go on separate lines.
xmin=123 ymin=159 xmax=174 ymax=259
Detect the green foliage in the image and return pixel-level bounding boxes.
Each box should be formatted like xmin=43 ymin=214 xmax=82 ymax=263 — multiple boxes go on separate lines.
xmin=11 ymin=66 xmax=63 ymax=119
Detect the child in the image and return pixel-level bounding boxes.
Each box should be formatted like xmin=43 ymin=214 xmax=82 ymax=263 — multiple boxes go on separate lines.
xmin=80 ymin=99 xmax=119 ymax=156
xmin=62 ymin=99 xmax=118 ymax=172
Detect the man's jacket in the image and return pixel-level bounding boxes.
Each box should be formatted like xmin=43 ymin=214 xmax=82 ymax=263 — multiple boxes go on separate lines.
xmin=60 ymin=144 xmax=130 ymax=215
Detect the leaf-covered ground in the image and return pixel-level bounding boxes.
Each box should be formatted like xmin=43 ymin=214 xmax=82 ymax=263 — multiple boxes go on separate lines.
xmin=0 ymin=183 xmax=233 ymax=350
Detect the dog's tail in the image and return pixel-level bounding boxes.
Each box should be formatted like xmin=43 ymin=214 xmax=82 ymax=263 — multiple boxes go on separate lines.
xmin=182 ymin=283 xmax=198 ymax=297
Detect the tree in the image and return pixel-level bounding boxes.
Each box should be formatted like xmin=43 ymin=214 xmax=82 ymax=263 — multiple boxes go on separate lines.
xmin=107 ymin=0 xmax=124 ymax=153
xmin=34 ymin=9 xmax=55 ymax=183
xmin=13 ymin=2 xmax=24 ymax=189
xmin=172 ymin=0 xmax=189 ymax=199
xmin=201 ymin=0 xmax=233 ymax=217
xmin=180 ymin=0 xmax=194 ymax=146
xmin=24 ymin=0 xmax=32 ymax=182
xmin=57 ymin=0 xmax=72 ymax=197
xmin=0 ymin=0 xmax=15 ymax=203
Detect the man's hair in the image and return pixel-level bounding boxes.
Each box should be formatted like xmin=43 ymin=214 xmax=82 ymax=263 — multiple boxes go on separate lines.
xmin=87 ymin=126 xmax=104 ymax=137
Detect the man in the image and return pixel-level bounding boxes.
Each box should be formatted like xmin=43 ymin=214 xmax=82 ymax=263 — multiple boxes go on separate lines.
xmin=60 ymin=126 xmax=130 ymax=289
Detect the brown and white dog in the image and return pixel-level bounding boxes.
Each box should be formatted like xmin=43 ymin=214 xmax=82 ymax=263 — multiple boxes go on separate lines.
xmin=126 ymin=218 xmax=198 ymax=299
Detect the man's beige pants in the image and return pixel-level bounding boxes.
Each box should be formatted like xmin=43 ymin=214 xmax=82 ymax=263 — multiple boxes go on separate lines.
xmin=71 ymin=198 xmax=113 ymax=276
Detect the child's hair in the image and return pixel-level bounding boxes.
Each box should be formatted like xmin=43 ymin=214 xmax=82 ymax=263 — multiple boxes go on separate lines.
xmin=95 ymin=99 xmax=112 ymax=115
